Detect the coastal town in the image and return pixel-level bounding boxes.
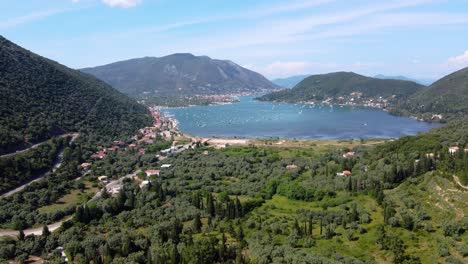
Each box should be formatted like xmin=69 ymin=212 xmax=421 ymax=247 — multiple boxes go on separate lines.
xmin=297 ymin=91 xmax=393 ymax=109
xmin=80 ymin=106 xmax=200 ymax=197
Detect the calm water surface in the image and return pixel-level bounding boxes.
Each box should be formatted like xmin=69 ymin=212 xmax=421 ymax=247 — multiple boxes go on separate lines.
xmin=163 ymin=96 xmax=438 ymax=139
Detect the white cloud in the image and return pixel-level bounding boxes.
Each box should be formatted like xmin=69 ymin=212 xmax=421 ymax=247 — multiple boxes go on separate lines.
xmin=447 ymin=50 xmax=468 ymax=68
xmin=0 ymin=9 xmax=69 ymax=30
xmin=245 ymin=0 xmax=335 ymax=17
xmin=101 ymin=0 xmax=142 ymax=8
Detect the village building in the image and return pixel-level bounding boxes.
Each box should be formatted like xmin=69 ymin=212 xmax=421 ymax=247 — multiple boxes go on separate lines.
xmin=449 ymin=146 xmax=460 ymax=154
xmin=107 ymin=146 xmax=119 ymax=152
xmin=80 ymin=162 xmax=92 ymax=170
xmin=343 ymin=152 xmax=355 ymax=158
xmin=286 ymin=164 xmax=298 ymax=169
xmin=139 ymin=180 xmax=150 ymax=188
xmin=145 ymin=169 xmax=160 ymax=177
xmin=91 ymin=151 xmax=106 ymax=159
xmin=161 ymin=164 xmax=172 ymax=168
xmin=337 ymin=170 xmax=352 ymax=176
xmin=98 ymin=176 xmax=109 ymax=183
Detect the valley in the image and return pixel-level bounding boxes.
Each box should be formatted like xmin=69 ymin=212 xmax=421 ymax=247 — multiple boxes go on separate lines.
xmin=1 ymin=2 xmax=468 ymax=262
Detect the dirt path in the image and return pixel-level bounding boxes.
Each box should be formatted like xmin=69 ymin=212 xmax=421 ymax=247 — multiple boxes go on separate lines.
xmin=453 ymin=175 xmax=468 ymax=190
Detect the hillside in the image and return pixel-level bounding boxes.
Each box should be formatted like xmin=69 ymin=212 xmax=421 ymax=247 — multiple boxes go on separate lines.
xmin=258 ymin=72 xmax=425 ymax=103
xmin=0 ymin=36 xmax=152 ymax=154
xmin=394 ymin=67 xmax=468 ymax=120
xmin=1 ymin=117 xmax=467 ymax=263
xmin=81 ymin=54 xmax=279 ymax=96
xmin=271 ymin=74 xmax=310 ymax=88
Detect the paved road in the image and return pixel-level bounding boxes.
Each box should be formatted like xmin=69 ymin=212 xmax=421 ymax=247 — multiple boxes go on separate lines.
xmin=1 ymin=133 xmax=79 ymax=198
xmin=0 ymin=135 xmax=190 ymax=237
xmin=0 ymin=133 xmax=78 ymax=159
xmin=0 ymin=217 xmax=72 ymax=237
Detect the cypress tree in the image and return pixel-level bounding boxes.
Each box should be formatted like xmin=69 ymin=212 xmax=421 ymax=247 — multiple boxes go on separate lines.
xmin=42 ymin=225 xmax=50 ymax=237
xmin=18 ymin=230 xmax=25 ymax=241
xmin=193 ymin=213 xmax=202 ymax=232
xmin=207 ymin=193 xmax=215 ymax=217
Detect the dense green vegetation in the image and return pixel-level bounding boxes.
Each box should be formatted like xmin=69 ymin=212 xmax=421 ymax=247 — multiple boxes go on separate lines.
xmin=0 ymin=136 xmax=68 ymax=194
xmin=1 ymin=119 xmax=467 ymax=263
xmin=258 ymin=72 xmax=424 ymax=102
xmin=0 ymin=36 xmax=152 ymax=154
xmin=81 ymin=53 xmax=279 ymax=97
xmin=392 ymin=67 xmax=468 ymax=121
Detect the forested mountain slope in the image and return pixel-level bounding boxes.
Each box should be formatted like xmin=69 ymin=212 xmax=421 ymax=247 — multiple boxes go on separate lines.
xmin=81 ymin=54 xmax=279 ymax=96
xmin=393 ymin=67 xmax=468 ymax=121
xmin=0 ymin=36 xmax=152 ymax=154
xmin=259 ymin=72 xmax=425 ymax=102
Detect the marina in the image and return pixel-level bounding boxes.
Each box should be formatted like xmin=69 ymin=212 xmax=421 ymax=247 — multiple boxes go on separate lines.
xmin=163 ymin=96 xmax=439 ymax=140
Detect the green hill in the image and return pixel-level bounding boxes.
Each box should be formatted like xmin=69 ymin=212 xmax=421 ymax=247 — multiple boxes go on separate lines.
xmin=81 ymin=54 xmax=279 ymax=97
xmin=394 ymin=67 xmax=468 ymax=120
xmin=258 ymin=72 xmax=425 ymax=102
xmin=0 ymin=36 xmax=152 ymax=154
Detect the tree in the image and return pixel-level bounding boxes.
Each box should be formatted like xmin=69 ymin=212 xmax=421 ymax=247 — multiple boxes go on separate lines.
xmin=18 ymin=230 xmax=25 ymax=241
xmin=193 ymin=213 xmax=202 ymax=232
xmin=42 ymin=225 xmax=50 ymax=237
xmin=207 ymin=193 xmax=215 ymax=217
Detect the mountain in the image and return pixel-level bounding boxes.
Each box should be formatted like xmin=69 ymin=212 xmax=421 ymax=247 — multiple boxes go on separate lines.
xmin=0 ymin=36 xmax=151 ymax=154
xmin=394 ymin=67 xmax=468 ymax=120
xmin=81 ymin=54 xmax=279 ymax=96
xmin=271 ymin=75 xmax=310 ymax=88
xmin=258 ymin=71 xmax=425 ymax=102
xmin=374 ymin=74 xmax=434 ymax=86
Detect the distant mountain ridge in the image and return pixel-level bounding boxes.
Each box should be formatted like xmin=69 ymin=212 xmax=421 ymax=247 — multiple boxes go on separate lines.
xmin=271 ymin=75 xmax=310 ymax=88
xmin=258 ymin=71 xmax=425 ymax=102
xmin=374 ymin=74 xmax=434 ymax=86
xmin=81 ymin=54 xmax=279 ymax=96
xmin=0 ymin=35 xmax=151 ymax=154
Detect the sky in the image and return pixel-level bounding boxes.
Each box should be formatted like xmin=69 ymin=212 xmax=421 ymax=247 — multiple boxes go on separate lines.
xmin=1 ymin=0 xmax=468 ymax=80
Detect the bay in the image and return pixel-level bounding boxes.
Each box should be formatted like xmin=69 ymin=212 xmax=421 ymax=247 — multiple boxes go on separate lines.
xmin=163 ymin=96 xmax=438 ymax=139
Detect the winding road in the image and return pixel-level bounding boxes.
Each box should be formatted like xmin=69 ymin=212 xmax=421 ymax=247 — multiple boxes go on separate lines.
xmin=0 ymin=133 xmax=78 ymax=159
xmin=0 ymin=134 xmax=196 ymax=238
xmin=1 ymin=133 xmax=79 ymax=198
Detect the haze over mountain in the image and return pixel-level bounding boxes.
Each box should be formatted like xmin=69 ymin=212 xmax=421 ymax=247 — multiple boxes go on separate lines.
xmin=374 ymin=74 xmax=434 ymax=86
xmin=259 ymin=72 xmax=425 ymax=102
xmin=394 ymin=67 xmax=468 ymax=119
xmin=81 ymin=54 xmax=279 ymax=97
xmin=271 ymin=75 xmax=310 ymax=88
xmin=0 ymin=36 xmax=151 ymax=154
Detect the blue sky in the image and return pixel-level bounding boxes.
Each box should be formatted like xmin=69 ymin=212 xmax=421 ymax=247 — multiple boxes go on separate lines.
xmin=1 ymin=0 xmax=468 ymax=79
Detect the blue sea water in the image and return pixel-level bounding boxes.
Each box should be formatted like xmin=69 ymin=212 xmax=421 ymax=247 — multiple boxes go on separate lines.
xmin=163 ymin=96 xmax=438 ymax=139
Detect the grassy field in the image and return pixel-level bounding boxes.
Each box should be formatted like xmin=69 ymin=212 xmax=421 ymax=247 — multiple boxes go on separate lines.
xmin=38 ymin=180 xmax=99 ymax=214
